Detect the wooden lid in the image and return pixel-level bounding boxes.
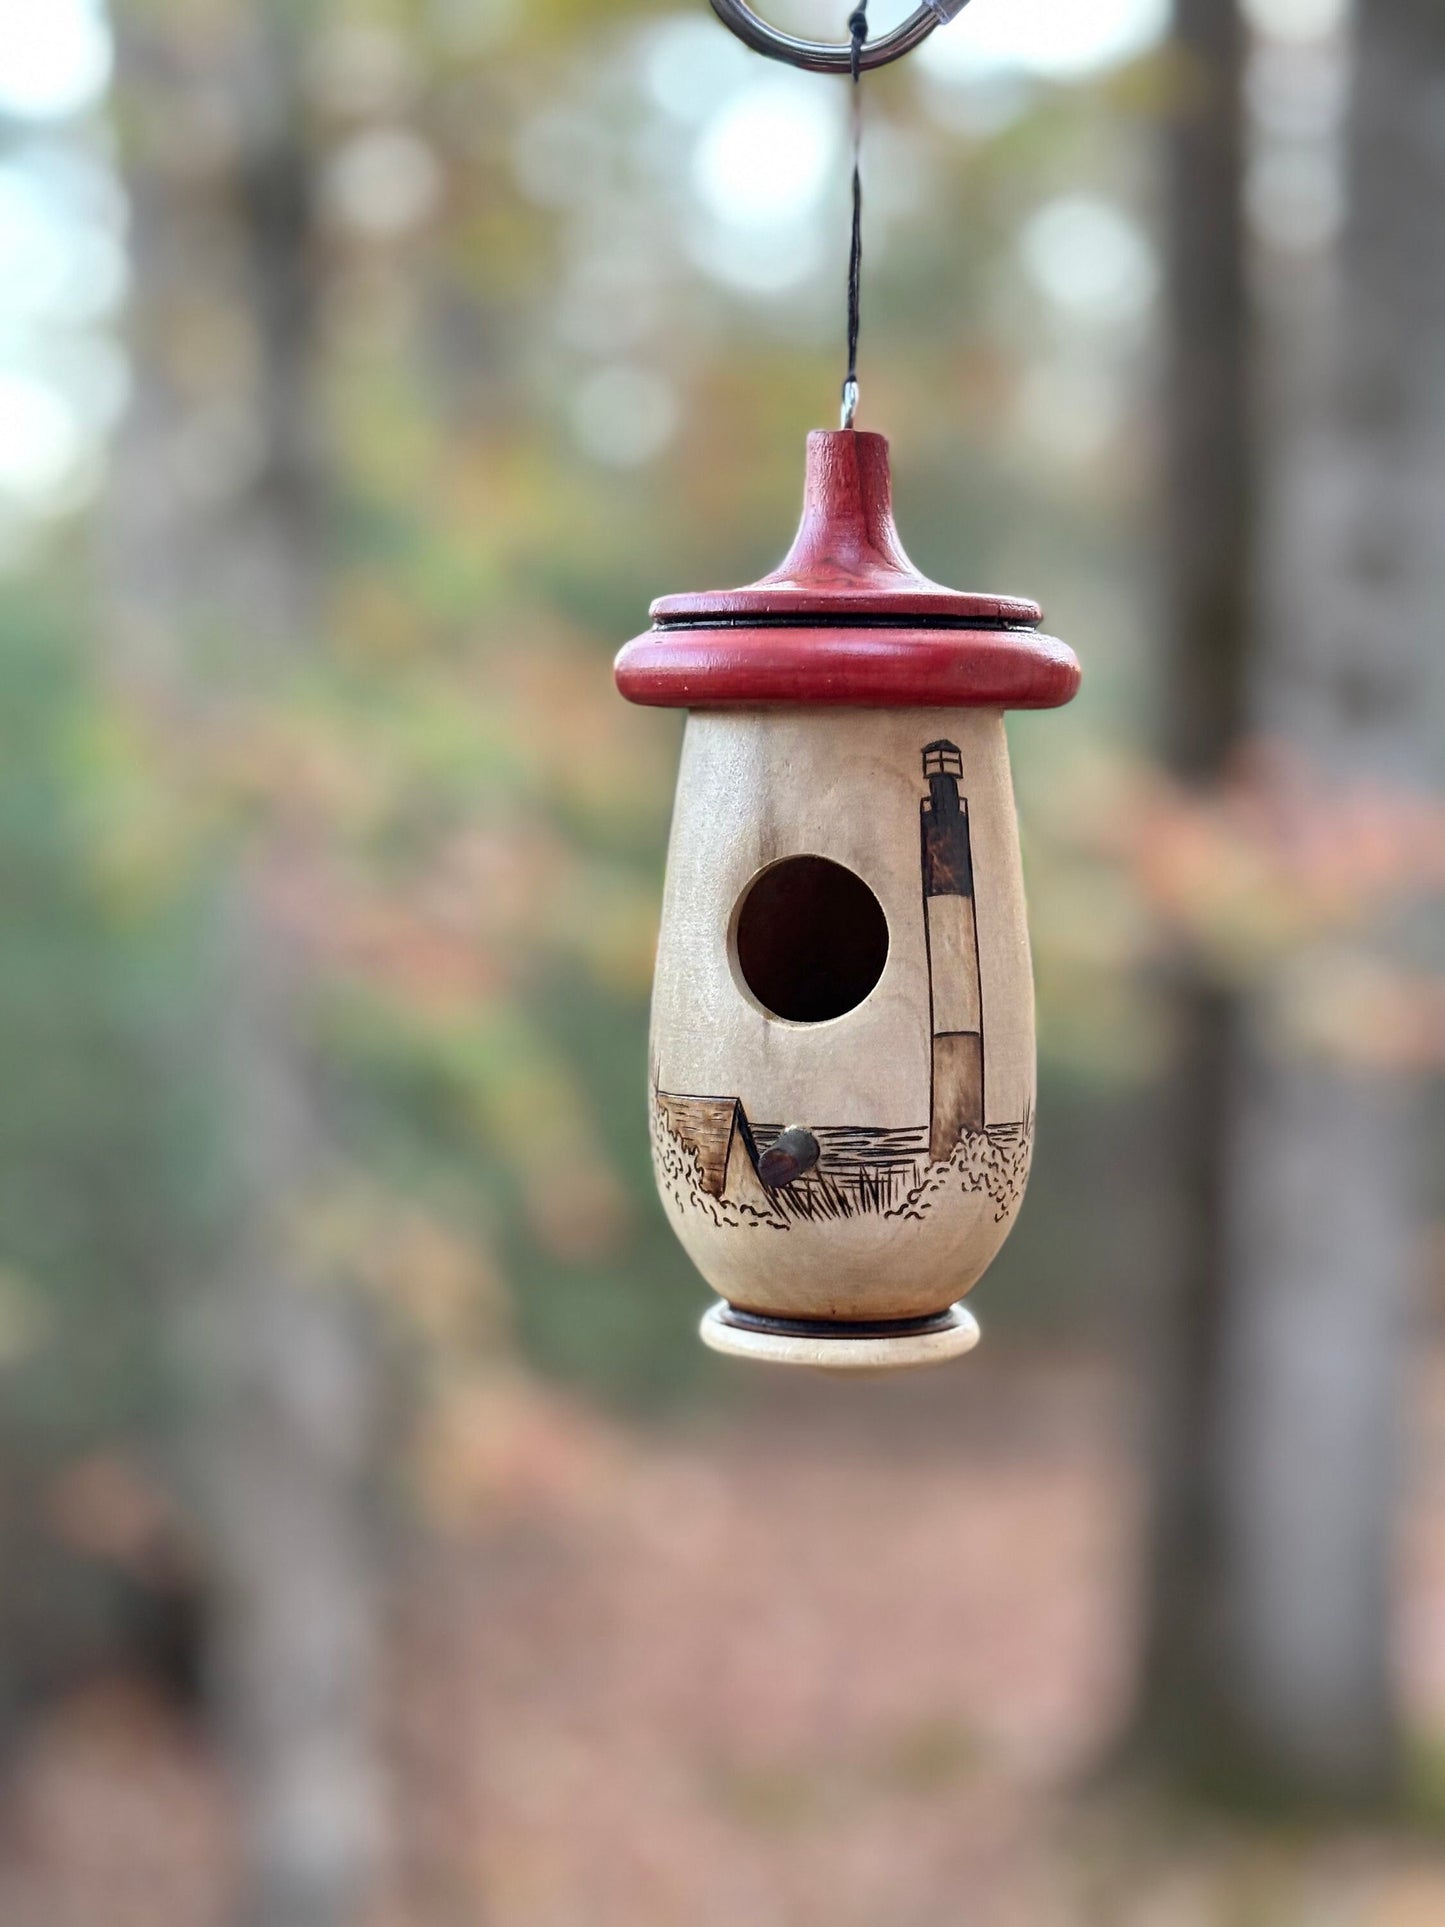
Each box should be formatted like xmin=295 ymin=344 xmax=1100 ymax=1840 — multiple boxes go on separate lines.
xmin=614 ymin=429 xmax=1080 ymax=710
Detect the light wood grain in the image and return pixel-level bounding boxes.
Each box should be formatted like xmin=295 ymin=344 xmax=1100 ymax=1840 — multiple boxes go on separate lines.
xmin=649 ymin=708 xmax=1036 ymax=1330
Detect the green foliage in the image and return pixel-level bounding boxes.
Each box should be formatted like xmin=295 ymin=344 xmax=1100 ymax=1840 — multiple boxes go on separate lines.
xmin=0 ymin=581 xmax=217 ymax=1453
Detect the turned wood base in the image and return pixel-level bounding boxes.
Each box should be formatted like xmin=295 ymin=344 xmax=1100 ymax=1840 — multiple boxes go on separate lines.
xmin=699 ymin=1300 xmax=981 ymax=1373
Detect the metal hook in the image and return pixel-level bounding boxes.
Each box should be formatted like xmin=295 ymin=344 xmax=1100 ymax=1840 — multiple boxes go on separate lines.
xmin=709 ymin=0 xmax=973 ymax=74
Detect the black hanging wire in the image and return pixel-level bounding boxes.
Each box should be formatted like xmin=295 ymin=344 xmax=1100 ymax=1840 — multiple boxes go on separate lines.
xmin=841 ymin=1 xmax=867 ymax=428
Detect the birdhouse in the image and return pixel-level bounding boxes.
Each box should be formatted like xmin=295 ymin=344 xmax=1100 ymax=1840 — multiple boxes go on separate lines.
xmin=615 ymin=430 xmax=1080 ymax=1369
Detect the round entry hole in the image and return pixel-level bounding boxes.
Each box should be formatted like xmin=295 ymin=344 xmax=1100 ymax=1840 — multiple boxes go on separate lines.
xmin=733 ymin=855 xmax=889 ymax=1024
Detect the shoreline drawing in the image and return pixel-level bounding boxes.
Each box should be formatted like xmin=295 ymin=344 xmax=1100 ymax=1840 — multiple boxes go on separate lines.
xmin=650 ymin=741 xmax=1034 ymax=1235
xmin=652 ymin=1092 xmax=1032 ymax=1231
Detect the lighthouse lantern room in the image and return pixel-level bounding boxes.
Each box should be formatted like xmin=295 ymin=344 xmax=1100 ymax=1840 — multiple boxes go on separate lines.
xmin=615 ymin=429 xmax=1080 ymax=1370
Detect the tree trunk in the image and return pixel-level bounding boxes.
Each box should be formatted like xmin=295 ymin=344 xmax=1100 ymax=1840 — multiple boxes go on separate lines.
xmin=1141 ymin=0 xmax=1439 ymax=1802
xmin=1137 ymin=0 xmax=1256 ymax=1781
xmin=1209 ymin=0 xmax=1440 ymax=1799
xmin=107 ymin=8 xmax=382 ymax=1919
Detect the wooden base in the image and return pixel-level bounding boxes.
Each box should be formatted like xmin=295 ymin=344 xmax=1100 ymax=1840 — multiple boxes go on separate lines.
xmin=699 ymin=1301 xmax=980 ymax=1373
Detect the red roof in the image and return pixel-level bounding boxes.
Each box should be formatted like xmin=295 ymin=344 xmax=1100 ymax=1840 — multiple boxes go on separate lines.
xmin=614 ymin=430 xmax=1080 ymax=711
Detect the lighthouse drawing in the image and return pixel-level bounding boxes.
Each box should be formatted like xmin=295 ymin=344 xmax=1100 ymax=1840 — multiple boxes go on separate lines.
xmin=920 ymin=740 xmax=985 ymax=1161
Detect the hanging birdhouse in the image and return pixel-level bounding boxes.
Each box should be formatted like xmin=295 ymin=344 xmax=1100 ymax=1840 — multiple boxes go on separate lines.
xmin=615 ymin=429 xmax=1080 ymax=1369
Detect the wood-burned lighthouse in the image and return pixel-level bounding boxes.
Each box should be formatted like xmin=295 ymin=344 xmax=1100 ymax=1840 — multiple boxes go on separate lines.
xmin=921 ymin=740 xmax=985 ymax=1161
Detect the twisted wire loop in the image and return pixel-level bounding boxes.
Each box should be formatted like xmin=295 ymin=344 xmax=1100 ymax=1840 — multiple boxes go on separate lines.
xmin=708 ymin=0 xmax=973 ymax=75
xmin=841 ymin=2 xmax=867 ymax=429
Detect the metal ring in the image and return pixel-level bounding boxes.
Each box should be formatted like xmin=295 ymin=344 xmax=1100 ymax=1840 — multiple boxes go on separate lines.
xmin=709 ymin=0 xmax=973 ymax=74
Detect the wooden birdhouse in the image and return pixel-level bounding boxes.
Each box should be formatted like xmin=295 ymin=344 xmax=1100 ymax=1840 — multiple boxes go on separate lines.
xmin=615 ymin=429 xmax=1080 ymax=1369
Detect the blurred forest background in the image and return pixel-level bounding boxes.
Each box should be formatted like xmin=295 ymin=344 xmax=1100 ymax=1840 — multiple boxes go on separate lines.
xmin=0 ymin=0 xmax=1442 ymax=1921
